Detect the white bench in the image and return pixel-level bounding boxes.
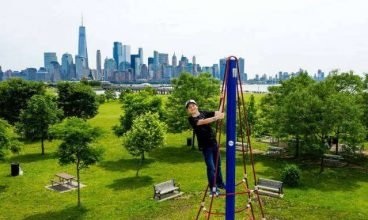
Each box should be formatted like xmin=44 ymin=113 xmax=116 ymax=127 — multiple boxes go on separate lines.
xmin=256 ymin=178 xmax=284 ymax=198
xmin=235 ymin=142 xmax=248 ymax=152
xmin=266 ymin=146 xmax=285 ymax=156
xmin=153 ymin=179 xmax=182 ymax=201
xmin=321 ymin=154 xmax=347 ymax=168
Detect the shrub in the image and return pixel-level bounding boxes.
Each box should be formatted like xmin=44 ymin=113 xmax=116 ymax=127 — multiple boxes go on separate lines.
xmin=281 ymin=164 xmax=301 ymax=187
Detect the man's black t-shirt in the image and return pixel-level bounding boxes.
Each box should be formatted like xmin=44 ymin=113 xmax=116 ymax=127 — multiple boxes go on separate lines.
xmin=188 ymin=111 xmax=217 ymax=149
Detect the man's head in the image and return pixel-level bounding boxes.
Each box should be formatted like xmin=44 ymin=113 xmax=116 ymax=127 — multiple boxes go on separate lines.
xmin=185 ymin=99 xmax=198 ymax=115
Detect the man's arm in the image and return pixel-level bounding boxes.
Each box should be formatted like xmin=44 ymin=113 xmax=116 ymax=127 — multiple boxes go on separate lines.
xmin=197 ymin=112 xmax=224 ymax=126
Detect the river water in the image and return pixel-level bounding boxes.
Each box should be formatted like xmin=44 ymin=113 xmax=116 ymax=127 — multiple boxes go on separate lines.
xmin=95 ymin=84 xmax=279 ymax=95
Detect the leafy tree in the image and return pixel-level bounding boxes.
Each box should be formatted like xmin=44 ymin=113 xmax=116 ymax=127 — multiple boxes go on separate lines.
xmin=16 ymin=95 xmax=63 ymax=155
xmin=50 ymin=117 xmax=103 ymax=207
xmin=57 ymin=82 xmax=98 ymax=119
xmin=0 ymin=78 xmax=45 ymax=124
xmin=0 ymin=119 xmax=21 ymax=159
xmin=166 ymin=72 xmax=220 ymax=133
xmin=362 ymin=74 xmax=368 ymax=140
xmin=114 ymin=88 xmax=163 ymax=136
xmin=247 ymin=94 xmax=257 ymax=135
xmin=118 ymin=88 xmax=133 ymax=102
xmin=259 ymin=73 xmax=324 ymax=158
xmin=123 ymin=112 xmax=166 ymax=176
xmin=259 ymin=72 xmax=366 ymax=158
xmin=104 ymin=89 xmax=116 ymax=101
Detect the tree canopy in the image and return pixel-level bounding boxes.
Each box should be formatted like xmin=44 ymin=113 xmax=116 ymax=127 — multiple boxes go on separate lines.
xmin=57 ymin=82 xmax=98 ymax=119
xmin=114 ymin=87 xmax=164 ymax=136
xmin=16 ymin=95 xmax=63 ymax=155
xmin=0 ymin=78 xmax=45 ymax=124
xmin=259 ymin=71 xmax=365 ymax=158
xmin=123 ymin=112 xmax=166 ymax=176
xmin=0 ymin=119 xmax=21 ymax=159
xmin=165 ymin=72 xmax=220 ymax=133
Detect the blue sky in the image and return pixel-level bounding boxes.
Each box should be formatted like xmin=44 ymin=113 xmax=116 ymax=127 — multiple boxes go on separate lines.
xmin=0 ymin=0 xmax=367 ymax=77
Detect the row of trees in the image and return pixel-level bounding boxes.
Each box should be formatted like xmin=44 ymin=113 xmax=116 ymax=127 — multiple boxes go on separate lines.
xmin=0 ymin=79 xmax=99 ymax=156
xmin=258 ymin=71 xmax=368 ymax=158
xmin=0 ymin=79 xmax=102 ymax=207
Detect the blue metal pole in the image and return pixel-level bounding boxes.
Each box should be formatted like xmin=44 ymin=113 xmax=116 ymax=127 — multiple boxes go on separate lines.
xmin=225 ymin=58 xmax=237 ymax=220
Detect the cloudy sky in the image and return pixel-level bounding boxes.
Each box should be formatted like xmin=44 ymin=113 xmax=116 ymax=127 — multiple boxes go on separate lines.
xmin=1 ymin=0 xmax=367 ymax=77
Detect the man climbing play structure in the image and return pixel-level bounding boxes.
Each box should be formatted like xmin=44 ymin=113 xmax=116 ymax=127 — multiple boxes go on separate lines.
xmin=195 ymin=56 xmax=266 ymax=220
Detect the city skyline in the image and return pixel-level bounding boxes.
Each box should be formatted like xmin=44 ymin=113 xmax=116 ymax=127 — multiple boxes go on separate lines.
xmin=1 ymin=0 xmax=368 ymax=77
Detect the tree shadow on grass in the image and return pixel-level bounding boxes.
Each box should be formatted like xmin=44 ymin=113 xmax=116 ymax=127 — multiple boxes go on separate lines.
xmin=106 ymin=175 xmax=153 ymax=191
xmin=24 ymin=205 xmax=88 ymax=220
xmin=0 ymin=185 xmax=8 ymax=193
xmin=10 ymin=152 xmax=57 ymax=163
xmin=242 ymin=154 xmax=368 ymax=192
xmin=99 ymin=158 xmax=154 ymax=172
xmin=148 ymin=145 xmax=204 ymax=164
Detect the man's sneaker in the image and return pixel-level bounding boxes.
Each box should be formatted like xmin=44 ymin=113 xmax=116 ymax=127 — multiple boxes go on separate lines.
xmin=209 ymin=188 xmax=220 ymax=197
xmin=217 ymin=183 xmax=226 ymax=190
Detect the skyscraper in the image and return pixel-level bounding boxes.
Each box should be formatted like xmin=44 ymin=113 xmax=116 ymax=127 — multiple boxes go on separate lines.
xmin=238 ymin=57 xmax=245 ymax=82
xmin=44 ymin=52 xmax=57 ymax=71
xmin=219 ymin=58 xmax=226 ymax=80
xmin=76 ymin=20 xmax=89 ymax=79
xmin=113 ymin=42 xmax=123 ymax=69
xmin=61 ymin=53 xmax=73 ymax=80
xmin=138 ymin=47 xmax=143 ymax=65
xmin=172 ymin=53 xmax=177 ymax=67
xmin=96 ymin=50 xmax=102 ymax=80
xmin=122 ymin=45 xmax=131 ymax=64
xmin=78 ymin=24 xmax=89 ymax=68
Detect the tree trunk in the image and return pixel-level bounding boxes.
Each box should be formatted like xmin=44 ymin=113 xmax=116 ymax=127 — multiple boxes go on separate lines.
xmin=295 ymin=136 xmax=300 ymax=159
xmin=335 ymin=133 xmax=339 ymax=155
xmin=41 ymin=136 xmax=45 ymax=155
xmin=136 ymin=152 xmax=144 ymax=177
xmin=77 ymin=160 xmax=81 ymax=207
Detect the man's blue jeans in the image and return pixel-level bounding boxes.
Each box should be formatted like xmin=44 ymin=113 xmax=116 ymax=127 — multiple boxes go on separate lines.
xmin=202 ymin=145 xmax=224 ymax=189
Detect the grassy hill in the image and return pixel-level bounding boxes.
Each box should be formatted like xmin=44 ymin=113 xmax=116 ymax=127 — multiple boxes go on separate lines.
xmin=0 ymin=100 xmax=367 ymax=219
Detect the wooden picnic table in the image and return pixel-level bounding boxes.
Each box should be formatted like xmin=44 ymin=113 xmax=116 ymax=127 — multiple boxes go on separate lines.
xmin=55 ymin=173 xmax=75 ymax=185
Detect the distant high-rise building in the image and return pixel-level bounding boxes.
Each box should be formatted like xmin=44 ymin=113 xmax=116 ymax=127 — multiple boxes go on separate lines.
xmin=172 ymin=53 xmax=177 ymax=67
xmin=44 ymin=52 xmax=57 ymax=71
xmin=113 ymin=42 xmax=123 ymax=69
xmin=61 ymin=53 xmax=73 ymax=80
xmin=153 ymin=51 xmax=159 ymax=65
xmin=212 ymin=64 xmax=219 ymax=79
xmin=138 ymin=47 xmax=143 ymax=65
xmin=78 ymin=23 xmax=89 ymax=67
xmin=122 ymin=45 xmax=131 ymax=64
xmin=148 ymin=57 xmax=154 ymax=65
xmin=158 ymin=53 xmax=169 ymax=65
xmin=219 ymin=58 xmax=226 ymax=80
xmin=238 ymin=58 xmax=245 ymax=82
xmin=96 ymin=50 xmax=102 ymax=80
xmin=49 ymin=61 xmax=61 ymax=82
xmin=24 ymin=68 xmax=37 ymax=81
xmin=179 ymin=55 xmax=188 ymax=67
xmin=76 ymin=20 xmax=89 ymax=79
xmin=192 ymin=56 xmax=197 ymax=75
xmin=0 ymin=66 xmax=3 ymax=81
xmin=104 ymin=58 xmax=116 ymax=81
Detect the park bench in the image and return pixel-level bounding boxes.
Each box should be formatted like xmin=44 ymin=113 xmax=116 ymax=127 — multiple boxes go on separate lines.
xmin=265 ymin=146 xmax=285 ymax=156
xmin=236 ymin=142 xmax=248 ymax=152
xmin=50 ymin=179 xmax=64 ymax=186
xmin=320 ymin=154 xmax=347 ymax=172
xmin=255 ymin=178 xmax=284 ymax=198
xmin=153 ymin=179 xmax=182 ymax=201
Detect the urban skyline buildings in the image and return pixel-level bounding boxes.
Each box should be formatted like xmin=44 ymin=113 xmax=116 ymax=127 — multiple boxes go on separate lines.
xmin=0 ymin=21 xmax=327 ymax=84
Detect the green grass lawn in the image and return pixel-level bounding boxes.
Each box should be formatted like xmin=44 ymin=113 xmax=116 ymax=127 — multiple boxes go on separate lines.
xmin=1 ymin=100 xmax=367 ymax=219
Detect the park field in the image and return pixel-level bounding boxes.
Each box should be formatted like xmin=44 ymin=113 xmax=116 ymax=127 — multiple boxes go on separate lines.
xmin=1 ymin=99 xmax=367 ymax=220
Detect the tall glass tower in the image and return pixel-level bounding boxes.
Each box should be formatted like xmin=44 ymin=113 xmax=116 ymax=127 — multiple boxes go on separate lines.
xmin=78 ymin=25 xmax=88 ymax=67
xmin=76 ymin=18 xmax=89 ymax=79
